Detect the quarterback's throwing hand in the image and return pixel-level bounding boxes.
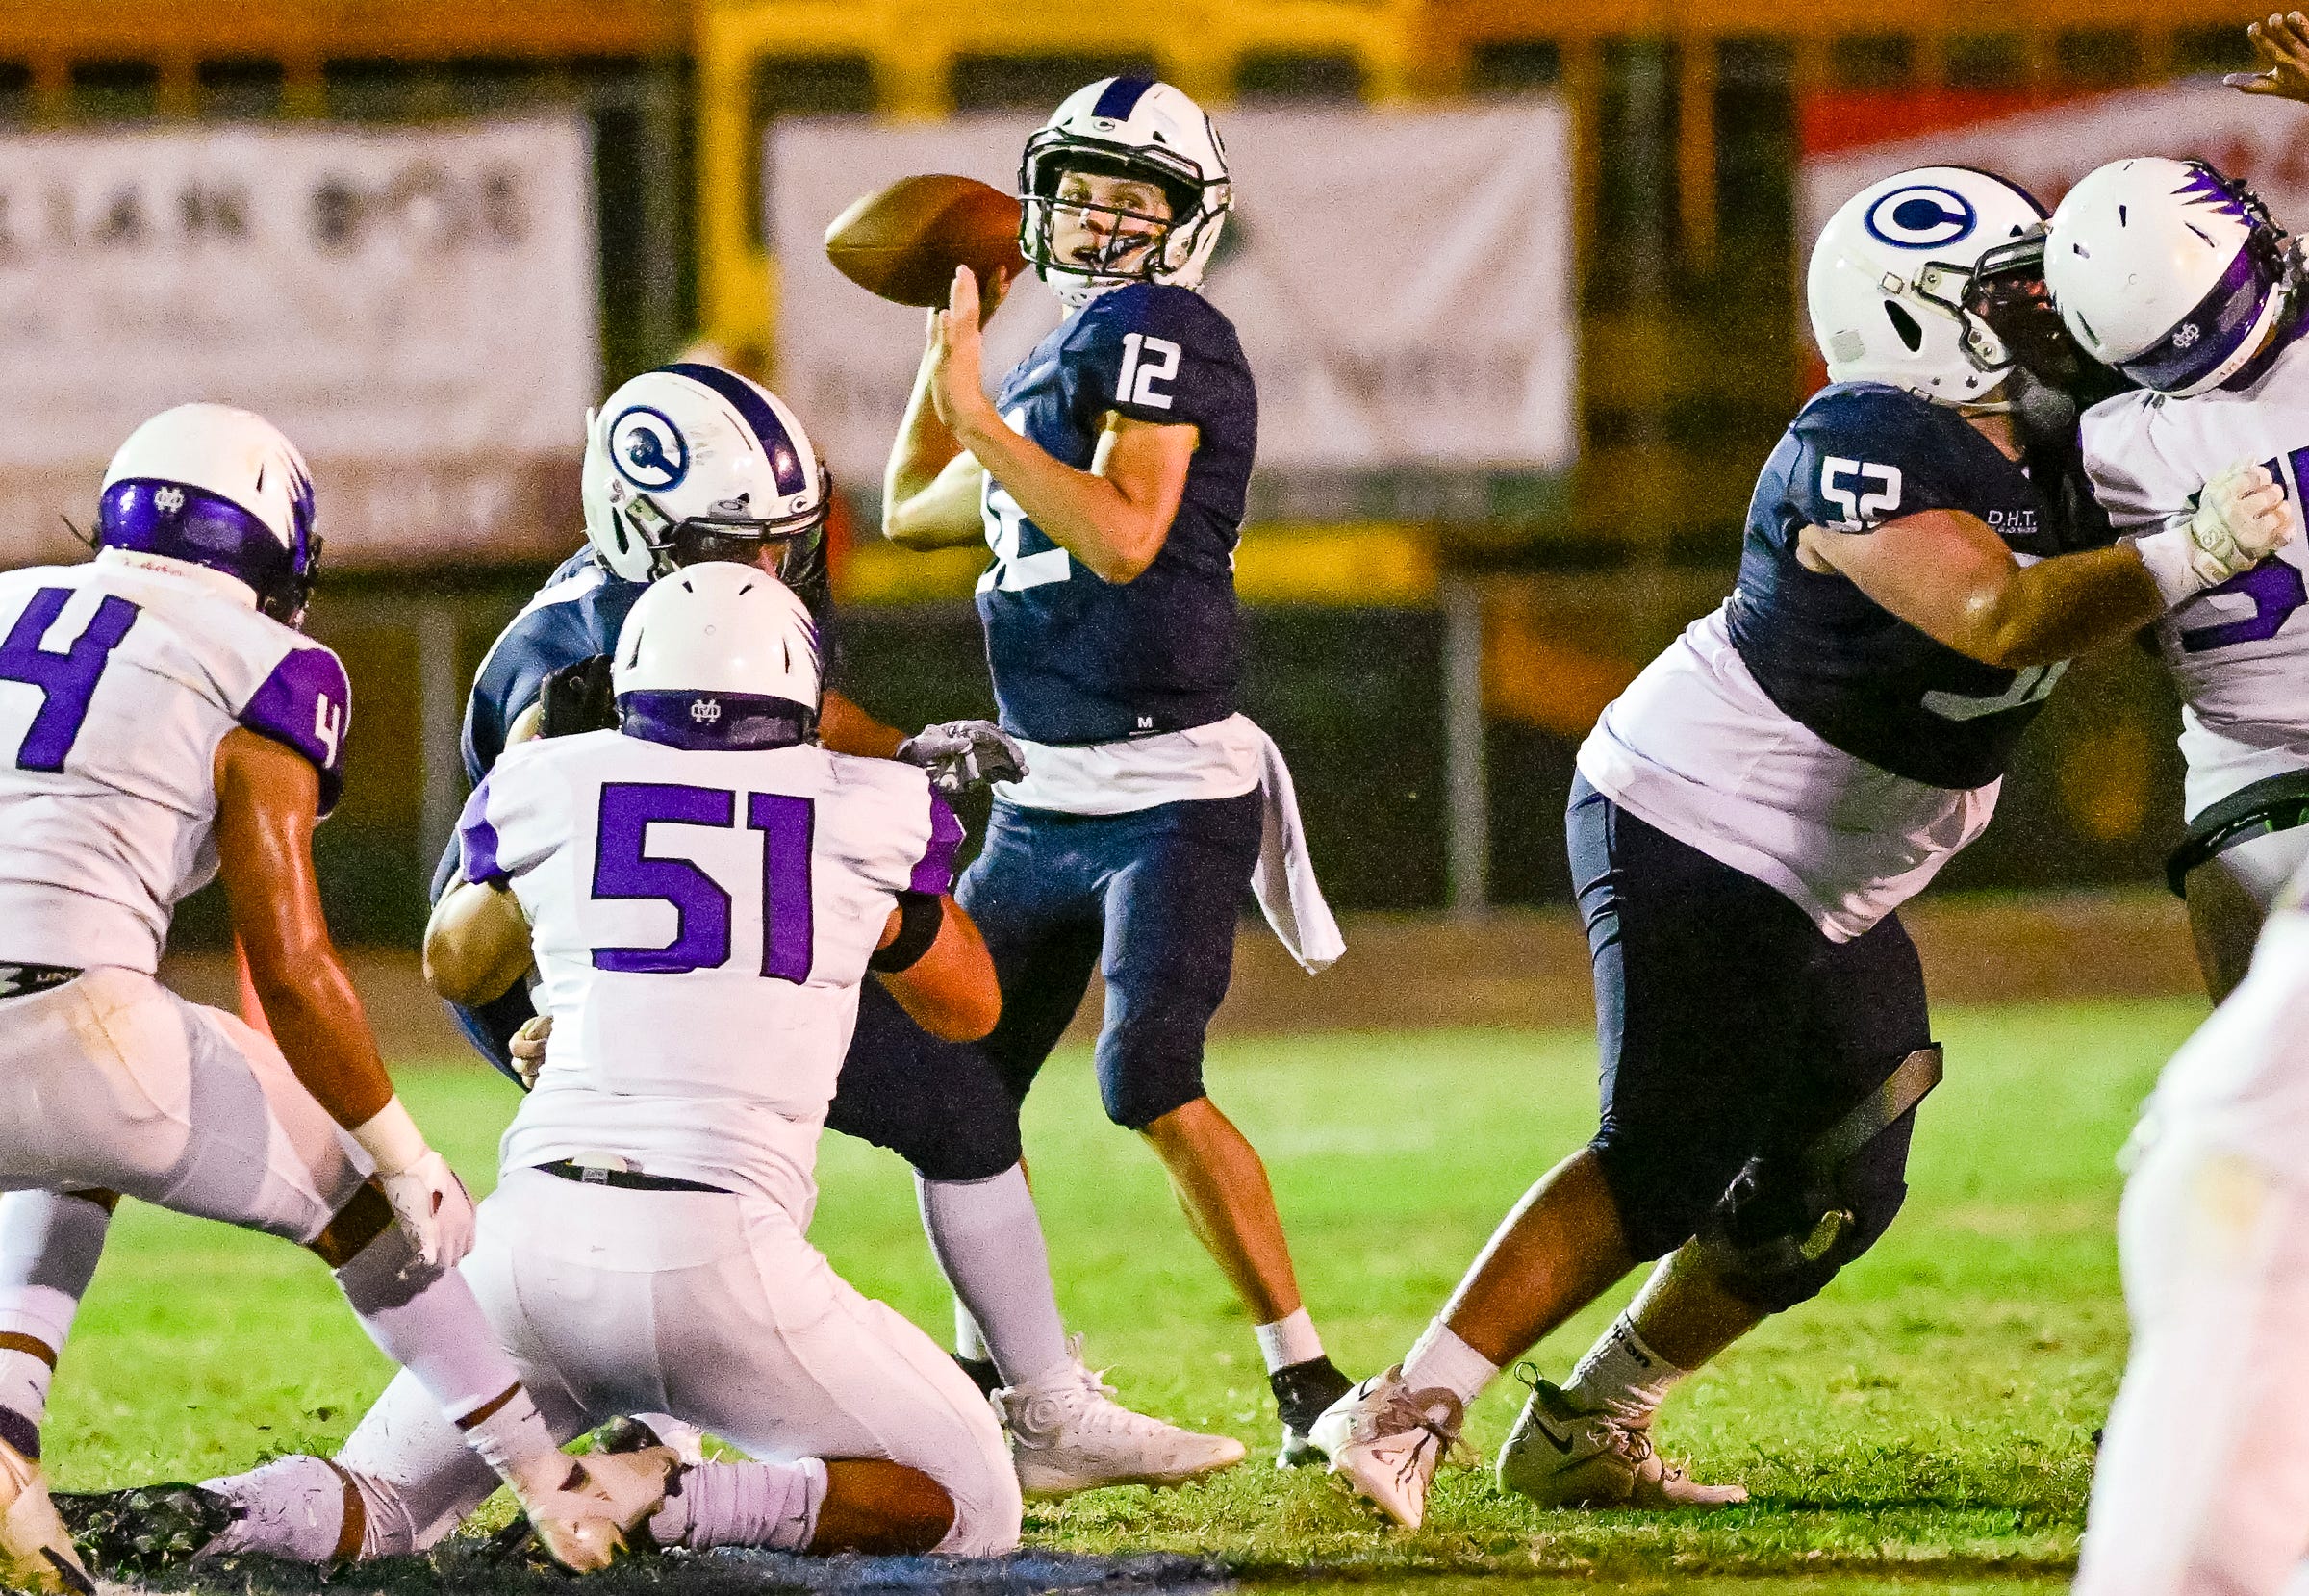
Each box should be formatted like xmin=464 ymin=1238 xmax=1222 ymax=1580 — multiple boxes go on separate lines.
xmin=2189 ymin=460 xmax=2295 ymax=583
xmin=2228 ymin=13 xmax=2309 ymax=99
xmin=899 ymin=719 xmax=1028 ymax=795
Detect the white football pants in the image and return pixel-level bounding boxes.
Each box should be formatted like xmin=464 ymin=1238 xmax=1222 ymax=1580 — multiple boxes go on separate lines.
xmin=336 ymin=1168 xmax=1021 ymax=1557
xmin=0 ymin=968 xmax=366 ymax=1239
xmin=2077 ymin=979 xmax=2309 ymax=1596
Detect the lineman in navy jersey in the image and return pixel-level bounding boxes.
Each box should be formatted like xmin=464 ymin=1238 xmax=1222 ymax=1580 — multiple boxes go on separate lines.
xmin=441 ymin=363 xmax=1243 ymax=1496
xmin=885 ymin=76 xmax=1352 ymax=1460
xmin=1312 ymin=165 xmax=2294 ymax=1531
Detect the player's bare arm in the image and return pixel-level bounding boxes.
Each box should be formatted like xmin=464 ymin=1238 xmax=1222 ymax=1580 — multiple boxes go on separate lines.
xmin=884 ymin=275 xmax=1012 ymax=550
xmin=214 ymin=727 xmax=395 ymax=1129
xmin=1798 ymin=511 xmax=2167 ymax=668
xmin=875 ymin=892 xmax=1000 ymax=1041
xmin=2229 ymin=10 xmax=2309 ymax=97
xmin=423 ymin=878 xmax=533 ymax=1007
xmin=821 ymin=692 xmax=908 ymax=760
xmin=928 ymin=266 xmax=1196 ymax=584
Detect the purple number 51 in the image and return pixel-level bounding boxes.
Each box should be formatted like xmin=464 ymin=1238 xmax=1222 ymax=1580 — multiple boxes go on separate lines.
xmin=590 ymin=781 xmax=815 ymax=982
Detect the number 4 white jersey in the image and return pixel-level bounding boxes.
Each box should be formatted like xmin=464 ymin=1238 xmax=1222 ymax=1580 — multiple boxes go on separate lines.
xmin=0 ymin=550 xmax=350 ymax=972
xmin=2084 ymin=333 xmax=2309 ymax=817
xmin=457 ymin=728 xmax=964 ymax=1218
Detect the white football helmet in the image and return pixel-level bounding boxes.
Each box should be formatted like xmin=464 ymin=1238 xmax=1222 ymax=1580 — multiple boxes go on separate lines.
xmin=97 ymin=403 xmax=320 ymax=624
xmin=1020 ymin=77 xmax=1231 ymax=306
xmin=1808 ymin=166 xmax=2049 ymax=403
xmin=612 ymin=562 xmax=822 ymax=750
xmin=2045 ymin=158 xmax=2295 ymax=396
xmin=581 ymin=364 xmax=830 ymax=584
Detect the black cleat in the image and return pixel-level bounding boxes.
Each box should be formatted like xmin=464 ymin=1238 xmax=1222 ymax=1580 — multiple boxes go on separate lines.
xmin=954 ymin=1354 xmax=1003 ymax=1400
xmin=1270 ymin=1355 xmax=1356 ymax=1467
xmin=53 ymin=1482 xmax=238 ymax=1576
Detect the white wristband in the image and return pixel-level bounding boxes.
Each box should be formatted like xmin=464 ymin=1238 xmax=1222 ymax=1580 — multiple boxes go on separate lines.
xmin=2130 ymin=529 xmax=2206 ymax=609
xmin=350 ymin=1096 xmax=429 ymax=1178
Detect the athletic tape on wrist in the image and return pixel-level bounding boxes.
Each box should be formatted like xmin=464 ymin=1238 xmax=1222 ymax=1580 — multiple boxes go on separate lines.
xmin=350 ymin=1097 xmax=429 ymax=1178
xmin=2130 ymin=529 xmax=2208 ymax=609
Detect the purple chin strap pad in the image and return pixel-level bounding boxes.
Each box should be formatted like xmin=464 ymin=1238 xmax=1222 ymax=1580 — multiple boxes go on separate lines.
xmin=99 ymin=479 xmax=298 ymax=611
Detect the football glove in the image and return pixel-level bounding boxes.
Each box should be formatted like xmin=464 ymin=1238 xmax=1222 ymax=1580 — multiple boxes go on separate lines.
xmin=897 ymin=720 xmax=1028 ymax=795
xmin=2186 ymin=461 xmax=2294 ymax=584
xmin=350 ymin=1098 xmax=477 ymax=1271
xmin=538 ymin=654 xmax=617 ymax=739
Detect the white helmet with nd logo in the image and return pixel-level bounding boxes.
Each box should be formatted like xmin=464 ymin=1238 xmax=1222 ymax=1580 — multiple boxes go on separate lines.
xmin=1808 ymin=166 xmax=2050 ymax=404
xmin=1020 ymin=76 xmax=1232 ymax=306
xmin=581 ymin=363 xmax=830 ymax=584
xmin=611 ymin=562 xmax=823 ymax=751
xmin=2045 ymin=157 xmax=2296 ymax=397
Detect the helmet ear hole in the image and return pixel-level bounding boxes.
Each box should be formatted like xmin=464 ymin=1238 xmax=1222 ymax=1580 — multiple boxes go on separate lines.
xmin=1884 ymin=301 xmax=1925 ymax=353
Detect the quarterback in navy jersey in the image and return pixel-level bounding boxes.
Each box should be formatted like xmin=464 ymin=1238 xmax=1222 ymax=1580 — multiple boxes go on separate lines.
xmin=883 ymin=75 xmax=1352 ymax=1460
xmin=1312 ymin=165 xmax=2293 ymax=1531
xmin=439 ymin=362 xmax=1245 ymax=1497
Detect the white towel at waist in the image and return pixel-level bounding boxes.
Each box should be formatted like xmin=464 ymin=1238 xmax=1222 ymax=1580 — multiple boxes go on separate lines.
xmin=995 ymin=713 xmax=1343 ymax=973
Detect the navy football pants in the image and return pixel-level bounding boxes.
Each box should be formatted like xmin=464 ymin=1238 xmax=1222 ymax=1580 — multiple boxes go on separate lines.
xmin=952 ymin=791 xmax=1263 ymax=1130
xmin=1567 ymin=777 xmax=1930 ymax=1264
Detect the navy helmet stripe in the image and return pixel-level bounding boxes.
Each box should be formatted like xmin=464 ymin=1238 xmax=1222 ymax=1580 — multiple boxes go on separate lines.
xmin=662 ymin=363 xmax=809 ymax=496
xmin=1090 ymin=76 xmax=1155 ymax=120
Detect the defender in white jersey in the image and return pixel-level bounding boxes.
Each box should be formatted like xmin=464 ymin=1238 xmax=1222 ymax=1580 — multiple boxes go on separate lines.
xmin=0 ymin=406 xmax=670 ymax=1590
xmin=101 ymin=563 xmax=1023 ymax=1566
xmin=2051 ymin=155 xmax=2309 ymax=998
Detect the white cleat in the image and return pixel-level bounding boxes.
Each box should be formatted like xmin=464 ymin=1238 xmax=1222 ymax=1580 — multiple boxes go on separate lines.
xmin=993 ymin=1339 xmax=1247 ymax=1498
xmin=1496 ymin=1374 xmax=1747 ymax=1510
xmin=1307 ymin=1366 xmax=1463 ymax=1532
xmin=506 ymin=1445 xmax=677 ymax=1572
xmin=0 ymin=1435 xmax=94 ymax=1595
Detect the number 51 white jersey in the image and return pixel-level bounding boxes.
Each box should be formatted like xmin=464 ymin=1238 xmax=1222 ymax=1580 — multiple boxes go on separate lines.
xmin=456 ymin=727 xmax=964 ymax=1219
xmin=0 ymin=550 xmax=350 ymax=973
xmin=2084 ymin=333 xmax=2309 ymax=817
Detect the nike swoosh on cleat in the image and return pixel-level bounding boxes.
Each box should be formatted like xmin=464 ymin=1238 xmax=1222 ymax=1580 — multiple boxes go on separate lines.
xmin=1530 ymin=1414 xmax=1578 ymax=1455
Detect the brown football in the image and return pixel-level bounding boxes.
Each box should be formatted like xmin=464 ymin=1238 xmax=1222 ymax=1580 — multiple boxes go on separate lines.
xmin=824 ymin=174 xmax=1027 ymax=308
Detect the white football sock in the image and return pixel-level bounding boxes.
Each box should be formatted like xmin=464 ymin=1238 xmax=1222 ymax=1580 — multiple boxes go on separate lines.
xmin=916 ymin=1167 xmax=1069 ymax=1385
xmin=1563 ymin=1312 xmax=1687 ymax=1426
xmin=0 ymin=1191 xmax=112 ymax=1425
xmin=1254 ymin=1307 xmax=1325 ymax=1375
xmin=202 ymin=1455 xmax=360 ymax=1562
xmin=650 ymin=1457 xmax=826 ymax=1552
xmin=1401 ymin=1318 xmax=1500 ymax=1407
xmin=954 ymin=1302 xmax=991 ymax=1365
xmin=331 ymin=1226 xmax=557 ymax=1479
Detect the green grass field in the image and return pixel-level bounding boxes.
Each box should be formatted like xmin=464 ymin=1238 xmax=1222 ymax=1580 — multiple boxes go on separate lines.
xmin=43 ymin=996 xmax=2206 ymax=1593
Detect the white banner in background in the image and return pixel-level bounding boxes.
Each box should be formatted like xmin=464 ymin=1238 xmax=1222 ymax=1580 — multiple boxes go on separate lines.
xmin=0 ymin=118 xmax=599 ymax=567
xmin=1801 ymin=80 xmax=2309 ymax=257
xmin=771 ymin=102 xmax=1576 ymax=490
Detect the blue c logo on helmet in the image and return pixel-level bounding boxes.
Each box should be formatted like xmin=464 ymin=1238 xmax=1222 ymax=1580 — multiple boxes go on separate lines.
xmin=1864 ymin=185 xmax=1978 ymax=250
xmin=610 ymin=406 xmax=688 ymax=492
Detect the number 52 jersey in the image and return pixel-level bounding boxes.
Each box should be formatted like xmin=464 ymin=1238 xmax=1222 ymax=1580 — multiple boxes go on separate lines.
xmin=2083 ymin=329 xmax=2309 ymax=818
xmin=0 ymin=551 xmax=350 ymax=973
xmin=457 ymin=728 xmax=964 ymax=1218
xmin=1579 ymin=382 xmax=2095 ymax=941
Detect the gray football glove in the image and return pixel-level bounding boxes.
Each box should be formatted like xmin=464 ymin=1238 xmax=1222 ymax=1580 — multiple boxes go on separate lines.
xmin=897 ymin=720 xmax=1028 ymax=796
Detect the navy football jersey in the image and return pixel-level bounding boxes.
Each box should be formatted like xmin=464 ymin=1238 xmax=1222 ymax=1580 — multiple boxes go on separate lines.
xmin=977 ymin=282 xmax=1256 ymax=745
xmin=1727 ymin=382 xmax=2094 ymax=791
xmin=461 ymin=542 xmax=837 ymax=785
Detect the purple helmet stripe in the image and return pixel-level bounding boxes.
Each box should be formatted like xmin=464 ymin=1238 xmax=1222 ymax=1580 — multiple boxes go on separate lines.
xmin=662 ymin=363 xmax=810 ymax=497
xmin=617 ymin=689 xmax=815 ymax=751
xmin=2119 ymin=243 xmax=2273 ymax=393
xmin=98 ymin=480 xmax=301 ymax=611
xmin=1090 ymin=76 xmax=1155 ymax=120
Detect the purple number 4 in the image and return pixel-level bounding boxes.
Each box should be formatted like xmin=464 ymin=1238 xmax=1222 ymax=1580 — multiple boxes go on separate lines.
xmin=590 ymin=781 xmax=816 ymax=982
xmin=0 ymin=588 xmax=140 ymax=773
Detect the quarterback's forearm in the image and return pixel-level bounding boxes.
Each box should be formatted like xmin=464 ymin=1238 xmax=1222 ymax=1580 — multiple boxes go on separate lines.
xmin=952 ymin=405 xmax=1168 ymax=583
xmin=884 ymin=356 xmax=981 ymax=548
xmin=821 ymin=690 xmax=906 ymax=760
xmin=1959 ymin=546 xmax=2167 ymax=668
